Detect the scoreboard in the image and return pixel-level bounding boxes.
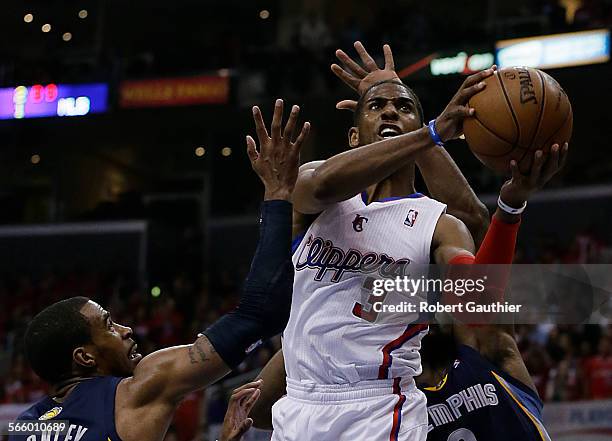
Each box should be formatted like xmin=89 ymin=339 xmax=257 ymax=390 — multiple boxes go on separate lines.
xmin=0 ymin=83 xmax=108 ymax=120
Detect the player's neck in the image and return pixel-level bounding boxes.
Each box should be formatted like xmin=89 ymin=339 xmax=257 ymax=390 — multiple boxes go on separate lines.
xmin=366 ymin=163 xmax=416 ymax=202
xmin=50 ymin=375 xmax=96 ymax=402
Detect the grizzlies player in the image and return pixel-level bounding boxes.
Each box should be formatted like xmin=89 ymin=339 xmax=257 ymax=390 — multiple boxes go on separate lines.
xmin=247 ymin=43 xmax=567 ymax=440
xmin=8 ymin=105 xmax=310 ymax=441
xmin=419 ymin=327 xmax=552 ymax=441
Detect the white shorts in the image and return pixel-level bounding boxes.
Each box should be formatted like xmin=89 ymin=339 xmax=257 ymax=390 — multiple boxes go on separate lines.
xmin=271 ymin=377 xmax=427 ymax=441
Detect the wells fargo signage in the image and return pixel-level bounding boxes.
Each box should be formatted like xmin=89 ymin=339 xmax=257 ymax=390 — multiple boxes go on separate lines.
xmin=120 ymin=75 xmax=228 ymax=108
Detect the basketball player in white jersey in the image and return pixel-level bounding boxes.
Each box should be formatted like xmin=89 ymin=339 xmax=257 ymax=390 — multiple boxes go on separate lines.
xmin=245 ymin=41 xmax=565 ymax=439
xmin=237 ymin=44 xmax=567 ymax=440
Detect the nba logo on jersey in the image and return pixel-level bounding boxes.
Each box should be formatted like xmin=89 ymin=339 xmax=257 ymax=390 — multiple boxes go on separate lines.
xmin=404 ymin=209 xmax=419 ymax=227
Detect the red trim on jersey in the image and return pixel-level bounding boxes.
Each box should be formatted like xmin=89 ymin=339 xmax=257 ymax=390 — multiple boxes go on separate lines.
xmin=390 ymin=377 xmax=406 ymax=441
xmin=378 ymin=324 xmax=428 ymax=379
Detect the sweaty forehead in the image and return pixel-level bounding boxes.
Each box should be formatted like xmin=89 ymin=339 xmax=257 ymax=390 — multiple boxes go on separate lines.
xmin=364 ymin=83 xmax=412 ymax=102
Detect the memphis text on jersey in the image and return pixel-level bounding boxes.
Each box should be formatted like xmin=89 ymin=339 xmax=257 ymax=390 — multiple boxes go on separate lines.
xmin=427 ymin=382 xmax=499 ymax=431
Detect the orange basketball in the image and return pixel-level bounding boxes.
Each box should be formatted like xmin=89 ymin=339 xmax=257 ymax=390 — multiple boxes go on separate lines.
xmin=463 ymin=67 xmax=572 ymax=174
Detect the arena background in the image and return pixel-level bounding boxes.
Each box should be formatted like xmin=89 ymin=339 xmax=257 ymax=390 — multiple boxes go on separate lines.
xmin=0 ymin=1 xmax=611 ymax=440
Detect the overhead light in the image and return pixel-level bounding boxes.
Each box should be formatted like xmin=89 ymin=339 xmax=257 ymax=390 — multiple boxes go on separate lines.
xmin=221 ymin=147 xmax=232 ymax=157
xmin=195 ymin=147 xmax=206 ymax=157
xmin=78 ymin=9 xmax=88 ymax=19
xmin=41 ymin=23 xmax=51 ymax=33
xmin=62 ymin=32 xmax=72 ymax=42
xmin=24 ymin=14 xmax=34 ymax=23
xmin=259 ymin=10 xmax=270 ymax=19
xmin=31 ymin=154 xmax=41 ymax=164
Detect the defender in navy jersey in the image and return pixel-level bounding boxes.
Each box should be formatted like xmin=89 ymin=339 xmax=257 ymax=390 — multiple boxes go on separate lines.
xmin=419 ymin=332 xmax=550 ymax=441
xmin=8 ymin=103 xmax=310 ymax=441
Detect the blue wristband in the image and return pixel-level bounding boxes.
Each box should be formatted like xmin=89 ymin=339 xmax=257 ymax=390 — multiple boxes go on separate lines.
xmin=428 ymin=119 xmax=445 ymax=147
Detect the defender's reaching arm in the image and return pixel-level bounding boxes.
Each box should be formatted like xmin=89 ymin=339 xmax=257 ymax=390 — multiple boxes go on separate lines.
xmin=115 ymin=101 xmax=309 ymax=441
xmin=440 ymin=144 xmax=568 ymax=393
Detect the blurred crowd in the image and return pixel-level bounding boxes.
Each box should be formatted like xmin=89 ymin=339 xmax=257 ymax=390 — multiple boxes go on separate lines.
xmin=0 ymin=230 xmax=610 ymax=439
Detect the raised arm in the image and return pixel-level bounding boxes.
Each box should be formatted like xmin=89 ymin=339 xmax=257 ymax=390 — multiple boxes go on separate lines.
xmin=416 ymin=148 xmax=490 ymax=245
xmin=332 ymin=41 xmax=490 ymax=244
xmin=292 ymin=67 xmax=494 ymax=214
xmin=439 ymin=144 xmax=568 ymax=393
xmin=292 ymin=128 xmax=434 ymax=214
xmin=115 ymin=101 xmax=309 ymax=440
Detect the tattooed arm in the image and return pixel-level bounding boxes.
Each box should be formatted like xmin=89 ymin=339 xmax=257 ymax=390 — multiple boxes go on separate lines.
xmin=118 ymin=335 xmax=230 ymax=407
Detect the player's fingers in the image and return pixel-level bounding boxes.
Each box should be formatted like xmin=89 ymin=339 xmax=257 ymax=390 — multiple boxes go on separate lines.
xmin=243 ymin=388 xmax=261 ymax=413
xmin=455 ymin=105 xmax=475 ymax=119
xmin=230 ymin=388 xmax=258 ymax=403
xmin=231 ymin=379 xmax=263 ymax=395
xmin=529 ymin=150 xmax=546 ymax=185
xmin=252 ymin=106 xmax=270 ymax=143
xmin=458 ymin=81 xmax=487 ymax=103
xmin=509 ymin=160 xmax=520 ymax=180
xmin=270 ymin=99 xmax=284 ymax=143
xmin=383 ymin=44 xmax=395 ymax=71
xmin=233 ymin=418 xmax=253 ymax=438
xmin=354 ymin=41 xmax=379 ymax=71
xmin=293 ymin=122 xmax=311 ymax=151
xmin=336 ymin=100 xmax=358 ymax=111
xmin=462 ymin=66 xmax=496 ymax=88
xmin=335 ymin=50 xmax=368 ymax=78
xmin=331 ymin=63 xmax=361 ymax=90
xmin=246 ymin=136 xmax=258 ymax=163
xmin=542 ymin=144 xmax=561 ymax=180
xmin=284 ymin=105 xmax=300 ymax=142
xmin=559 ymin=142 xmax=569 ymax=170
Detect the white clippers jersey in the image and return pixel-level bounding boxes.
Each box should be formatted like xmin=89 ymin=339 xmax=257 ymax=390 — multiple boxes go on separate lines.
xmin=285 ymin=192 xmax=446 ymax=385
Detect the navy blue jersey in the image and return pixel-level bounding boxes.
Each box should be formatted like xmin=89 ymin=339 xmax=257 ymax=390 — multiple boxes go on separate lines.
xmin=421 ymin=345 xmax=550 ymax=441
xmin=8 ymin=376 xmax=123 ymax=441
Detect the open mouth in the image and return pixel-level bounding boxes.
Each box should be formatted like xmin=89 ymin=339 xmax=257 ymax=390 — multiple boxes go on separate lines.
xmin=378 ymin=124 xmax=402 ymax=138
xmin=129 ymin=344 xmax=142 ymax=362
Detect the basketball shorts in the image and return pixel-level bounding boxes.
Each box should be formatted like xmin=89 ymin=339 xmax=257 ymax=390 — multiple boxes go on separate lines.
xmin=271 ymin=377 xmax=427 ymax=441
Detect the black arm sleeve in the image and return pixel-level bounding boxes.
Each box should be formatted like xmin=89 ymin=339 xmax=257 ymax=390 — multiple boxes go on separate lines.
xmin=203 ymin=200 xmax=294 ymax=368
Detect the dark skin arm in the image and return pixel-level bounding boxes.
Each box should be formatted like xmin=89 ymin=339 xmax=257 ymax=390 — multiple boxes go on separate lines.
xmin=250 ymin=349 xmax=286 ymax=430
xmin=292 ymin=124 xmax=435 ymax=214
xmin=332 ymin=41 xmax=490 ymax=245
xmin=292 ymin=62 xmax=495 ymax=215
xmin=453 ymin=144 xmax=569 ymax=394
xmin=114 ymin=101 xmax=309 ymax=441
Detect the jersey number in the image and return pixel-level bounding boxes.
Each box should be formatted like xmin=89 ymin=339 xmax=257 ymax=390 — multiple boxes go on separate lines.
xmin=352 ymin=277 xmax=387 ymax=323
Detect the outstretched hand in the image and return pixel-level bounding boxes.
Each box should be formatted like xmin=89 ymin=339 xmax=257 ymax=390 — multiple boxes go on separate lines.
xmin=331 ymin=41 xmax=400 ymax=111
xmin=219 ymin=380 xmax=263 ymax=441
xmin=434 ymin=66 xmax=497 ymax=142
xmin=499 ymin=143 xmax=569 ymax=208
xmin=247 ymin=99 xmax=310 ymax=201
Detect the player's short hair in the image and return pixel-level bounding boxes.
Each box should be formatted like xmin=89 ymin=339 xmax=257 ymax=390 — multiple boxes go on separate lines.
xmin=420 ymin=330 xmax=457 ymax=371
xmin=354 ymin=80 xmax=424 ymax=126
xmin=24 ymin=296 xmax=92 ymax=384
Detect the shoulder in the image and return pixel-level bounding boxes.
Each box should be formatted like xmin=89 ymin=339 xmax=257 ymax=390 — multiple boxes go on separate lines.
xmin=431 ymin=213 xmax=475 ymax=261
xmin=14 ymin=398 xmax=49 ymax=421
xmin=434 ymin=213 xmax=470 ymax=234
